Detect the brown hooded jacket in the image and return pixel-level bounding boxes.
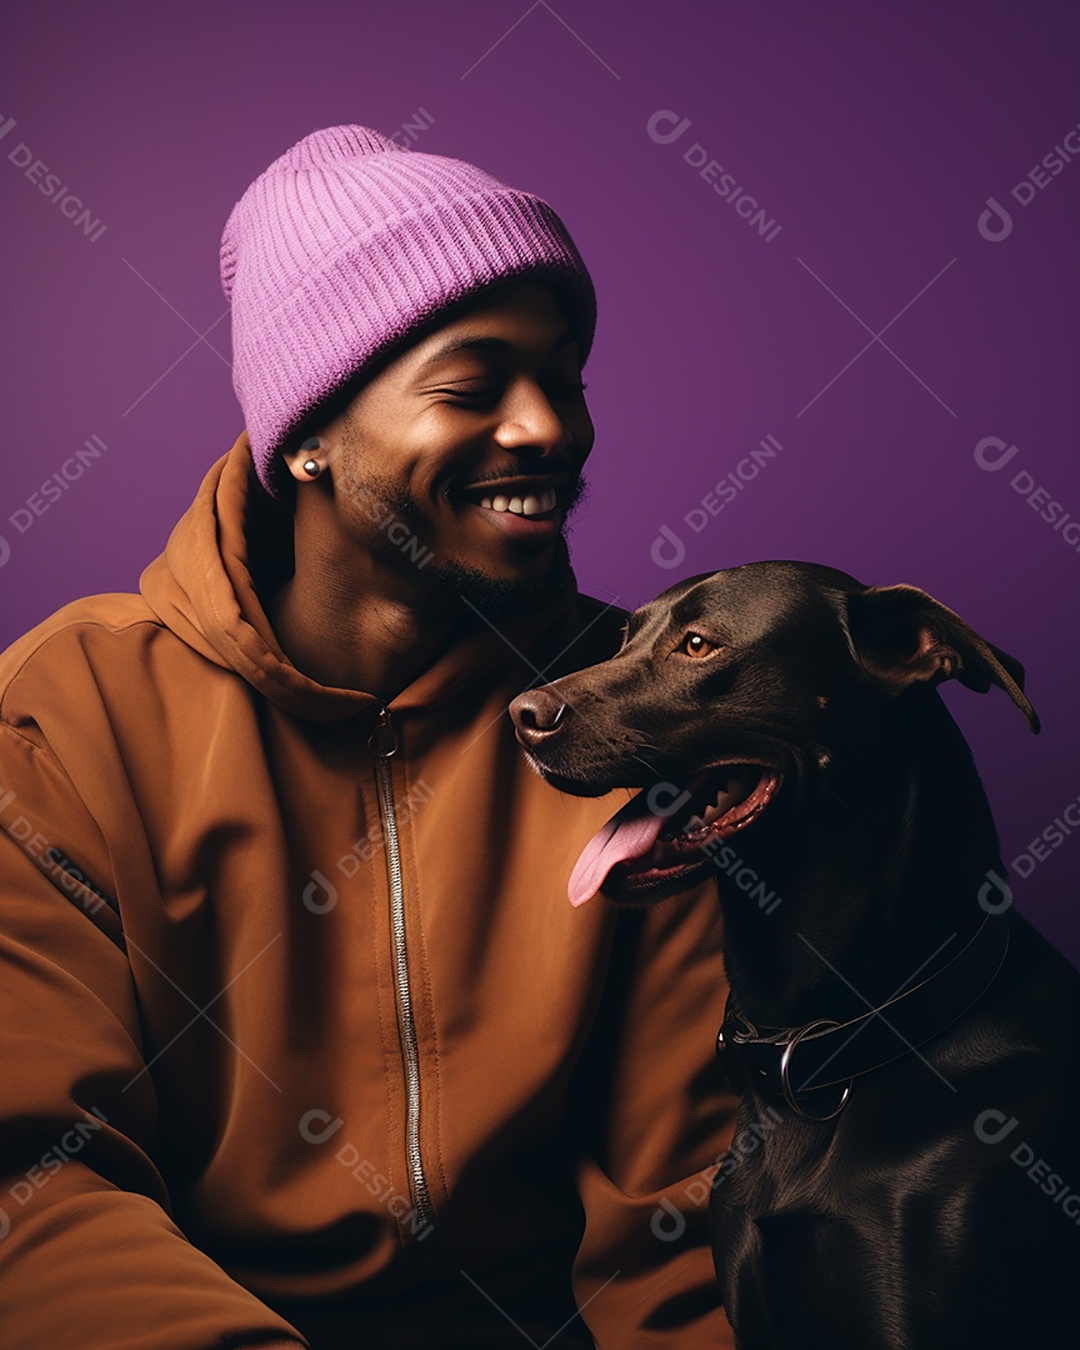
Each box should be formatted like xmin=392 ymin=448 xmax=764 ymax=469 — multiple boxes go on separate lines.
xmin=0 ymin=435 xmax=737 ymax=1348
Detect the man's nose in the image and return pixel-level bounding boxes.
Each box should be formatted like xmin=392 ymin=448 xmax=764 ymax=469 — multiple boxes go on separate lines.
xmin=495 ymin=380 xmax=575 ymax=456
xmin=509 ymin=688 xmax=571 ymax=748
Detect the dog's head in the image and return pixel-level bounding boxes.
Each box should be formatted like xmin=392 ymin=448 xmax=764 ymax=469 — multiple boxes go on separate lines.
xmin=509 ymin=561 xmax=1038 ymax=907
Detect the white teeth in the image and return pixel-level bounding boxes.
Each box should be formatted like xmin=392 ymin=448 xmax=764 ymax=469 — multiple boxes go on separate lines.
xmin=481 ymin=488 xmax=560 ymax=515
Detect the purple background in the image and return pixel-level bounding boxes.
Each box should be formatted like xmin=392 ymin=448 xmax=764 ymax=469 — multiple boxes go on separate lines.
xmin=2 ymin=1 xmax=1078 ymax=961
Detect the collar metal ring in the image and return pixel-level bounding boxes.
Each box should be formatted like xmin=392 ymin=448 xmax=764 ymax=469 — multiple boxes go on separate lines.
xmin=779 ymin=1018 xmax=853 ymax=1121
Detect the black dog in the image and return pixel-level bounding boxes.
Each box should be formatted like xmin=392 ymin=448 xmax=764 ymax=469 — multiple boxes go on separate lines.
xmin=510 ymin=561 xmax=1080 ymax=1349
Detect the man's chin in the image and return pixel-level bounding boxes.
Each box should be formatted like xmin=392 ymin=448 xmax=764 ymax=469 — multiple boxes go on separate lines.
xmin=426 ymin=543 xmax=575 ymax=624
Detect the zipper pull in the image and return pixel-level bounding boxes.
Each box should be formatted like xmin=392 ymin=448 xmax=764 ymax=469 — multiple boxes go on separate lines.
xmin=368 ymin=704 xmax=398 ymax=758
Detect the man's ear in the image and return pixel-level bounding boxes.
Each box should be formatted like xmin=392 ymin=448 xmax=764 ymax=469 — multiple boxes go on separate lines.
xmin=843 ymin=583 xmax=1039 ymax=733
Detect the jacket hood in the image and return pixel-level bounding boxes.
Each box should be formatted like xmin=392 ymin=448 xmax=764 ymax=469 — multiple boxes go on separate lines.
xmin=139 ymin=433 xmax=588 ymax=722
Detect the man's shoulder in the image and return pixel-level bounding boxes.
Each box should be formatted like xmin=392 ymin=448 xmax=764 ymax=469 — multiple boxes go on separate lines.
xmin=575 ymin=593 xmax=629 ymax=624
xmin=0 ymin=592 xmax=166 ymax=715
xmin=549 ymin=592 xmax=628 ymax=678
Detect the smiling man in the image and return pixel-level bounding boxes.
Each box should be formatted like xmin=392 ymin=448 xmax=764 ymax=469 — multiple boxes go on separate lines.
xmin=0 ymin=126 xmax=737 ymax=1348
xmin=270 ymin=280 xmax=591 ymax=697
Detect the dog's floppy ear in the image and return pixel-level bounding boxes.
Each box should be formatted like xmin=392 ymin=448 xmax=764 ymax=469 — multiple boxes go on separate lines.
xmin=843 ymin=584 xmax=1039 ymax=733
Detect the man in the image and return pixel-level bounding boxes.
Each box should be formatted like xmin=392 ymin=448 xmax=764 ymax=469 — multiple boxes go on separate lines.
xmin=0 ymin=125 xmax=737 ymax=1347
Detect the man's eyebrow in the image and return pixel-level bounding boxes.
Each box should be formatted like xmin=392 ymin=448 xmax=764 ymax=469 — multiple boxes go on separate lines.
xmin=414 ymin=328 xmax=577 ymax=375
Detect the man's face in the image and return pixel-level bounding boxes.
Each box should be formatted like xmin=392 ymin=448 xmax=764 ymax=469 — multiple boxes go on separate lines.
xmin=293 ymin=281 xmax=594 ymax=619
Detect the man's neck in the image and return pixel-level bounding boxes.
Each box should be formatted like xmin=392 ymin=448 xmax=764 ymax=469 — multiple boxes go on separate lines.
xmin=268 ymin=558 xmax=467 ymax=701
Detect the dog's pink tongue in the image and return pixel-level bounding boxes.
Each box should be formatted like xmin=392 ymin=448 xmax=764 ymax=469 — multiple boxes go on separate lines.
xmin=568 ymin=796 xmax=666 ymax=907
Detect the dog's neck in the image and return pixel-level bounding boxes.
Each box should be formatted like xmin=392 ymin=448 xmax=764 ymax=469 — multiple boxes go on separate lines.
xmin=716 ymin=690 xmax=1002 ymax=1031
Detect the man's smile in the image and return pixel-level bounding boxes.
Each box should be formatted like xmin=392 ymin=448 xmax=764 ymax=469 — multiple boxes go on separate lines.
xmin=452 ymin=471 xmax=576 ymax=542
xmin=477 ymin=488 xmax=558 ymax=516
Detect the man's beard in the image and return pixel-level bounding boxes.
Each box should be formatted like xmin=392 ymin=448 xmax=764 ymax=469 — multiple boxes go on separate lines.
xmin=340 ymin=461 xmax=589 ymax=624
xmin=426 ymin=474 xmax=587 ymax=623
xmin=424 ymin=537 xmax=575 ymax=623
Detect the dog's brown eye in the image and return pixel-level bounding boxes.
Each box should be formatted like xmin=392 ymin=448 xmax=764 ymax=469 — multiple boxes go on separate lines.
xmin=679 ymin=632 xmax=716 ymax=658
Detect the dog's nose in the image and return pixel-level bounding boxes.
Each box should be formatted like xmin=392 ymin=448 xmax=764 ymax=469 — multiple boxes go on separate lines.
xmin=509 ymin=689 xmax=571 ymax=747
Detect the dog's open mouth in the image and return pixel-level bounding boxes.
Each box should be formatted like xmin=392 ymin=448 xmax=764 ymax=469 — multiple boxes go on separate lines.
xmin=569 ymin=763 xmax=782 ymax=907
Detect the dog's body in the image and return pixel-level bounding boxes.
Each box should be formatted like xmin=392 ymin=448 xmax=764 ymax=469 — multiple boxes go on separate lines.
xmin=510 ymin=562 xmax=1080 ymax=1349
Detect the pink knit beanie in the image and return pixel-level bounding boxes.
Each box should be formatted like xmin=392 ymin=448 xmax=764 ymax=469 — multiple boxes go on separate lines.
xmin=220 ymin=124 xmax=597 ymax=496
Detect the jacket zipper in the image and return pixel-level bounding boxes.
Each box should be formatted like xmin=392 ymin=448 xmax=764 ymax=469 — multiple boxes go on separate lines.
xmin=369 ymin=704 xmax=435 ymax=1234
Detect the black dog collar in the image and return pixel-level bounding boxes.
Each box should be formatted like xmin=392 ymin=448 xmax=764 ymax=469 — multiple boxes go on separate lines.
xmin=718 ymin=912 xmax=1011 ymax=1120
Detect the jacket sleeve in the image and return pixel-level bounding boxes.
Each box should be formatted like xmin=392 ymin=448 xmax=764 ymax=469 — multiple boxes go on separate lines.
xmin=0 ymin=723 xmax=307 ymax=1349
xmin=570 ymin=882 xmax=739 ymax=1348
